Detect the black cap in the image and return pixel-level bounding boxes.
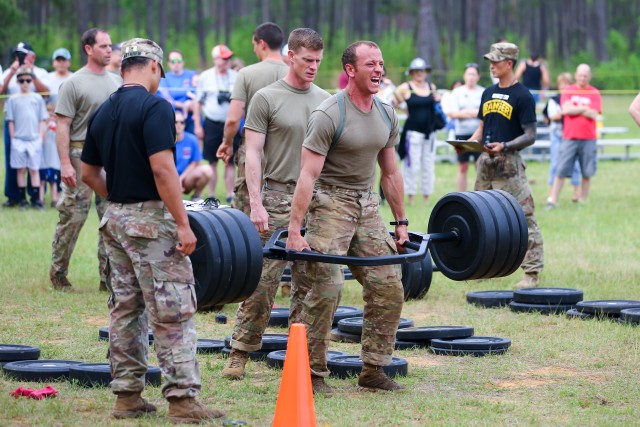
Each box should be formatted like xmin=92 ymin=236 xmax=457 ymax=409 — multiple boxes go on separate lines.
xmin=15 ymin=41 xmax=34 ymax=54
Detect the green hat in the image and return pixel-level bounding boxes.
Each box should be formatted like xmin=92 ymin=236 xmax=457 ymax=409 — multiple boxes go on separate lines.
xmin=121 ymin=38 xmax=165 ymax=77
xmin=483 ymin=42 xmax=519 ymax=62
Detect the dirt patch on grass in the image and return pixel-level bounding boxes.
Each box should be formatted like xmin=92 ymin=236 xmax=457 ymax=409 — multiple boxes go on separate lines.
xmin=84 ymin=316 xmax=108 ymax=327
xmin=404 ymin=355 xmax=446 ymax=368
xmin=41 ymin=338 xmax=68 ymax=344
xmin=494 ymin=378 xmax=558 ymax=389
xmin=493 ymin=365 xmax=606 ymax=389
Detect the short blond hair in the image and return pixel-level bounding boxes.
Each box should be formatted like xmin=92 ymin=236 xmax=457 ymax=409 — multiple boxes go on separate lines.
xmin=557 ymin=72 xmax=573 ymax=87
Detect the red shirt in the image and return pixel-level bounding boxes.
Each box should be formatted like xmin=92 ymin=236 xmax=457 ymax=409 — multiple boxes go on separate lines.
xmin=560 ymin=84 xmax=601 ymax=140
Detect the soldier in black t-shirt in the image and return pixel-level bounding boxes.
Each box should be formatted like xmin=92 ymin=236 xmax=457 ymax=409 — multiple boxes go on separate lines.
xmin=469 ymin=42 xmax=544 ymax=290
xmin=81 ymin=38 xmax=225 ymax=423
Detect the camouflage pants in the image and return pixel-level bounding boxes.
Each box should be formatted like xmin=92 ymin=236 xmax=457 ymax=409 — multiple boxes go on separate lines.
xmin=50 ymin=147 xmax=107 ymax=285
xmin=475 ymin=151 xmax=544 ymax=274
xmin=231 ymin=187 xmax=310 ymax=352
xmin=231 ymin=144 xmax=251 ymax=216
xmin=100 ymin=202 xmax=200 ymax=399
xmin=293 ymin=187 xmax=404 ymax=377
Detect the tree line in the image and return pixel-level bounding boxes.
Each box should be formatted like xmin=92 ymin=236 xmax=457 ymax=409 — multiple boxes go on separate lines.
xmin=2 ymin=0 xmax=639 ymax=90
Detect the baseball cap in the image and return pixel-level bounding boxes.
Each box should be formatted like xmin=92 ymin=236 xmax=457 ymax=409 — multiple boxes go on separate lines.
xmin=15 ymin=41 xmax=34 ymax=54
xmin=280 ymin=43 xmax=289 ymax=56
xmin=409 ymin=57 xmax=431 ymax=72
xmin=483 ymin=42 xmax=519 ymax=62
xmin=52 ymin=48 xmax=71 ymax=60
xmin=121 ymin=38 xmax=165 ymax=77
xmin=212 ymin=44 xmax=234 ymax=59
xmin=112 ymin=43 xmax=122 ymax=52
xmin=16 ymin=67 xmax=34 ymax=77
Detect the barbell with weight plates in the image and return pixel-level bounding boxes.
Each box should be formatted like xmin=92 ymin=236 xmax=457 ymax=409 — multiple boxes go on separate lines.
xmin=187 ymin=189 xmax=527 ymax=310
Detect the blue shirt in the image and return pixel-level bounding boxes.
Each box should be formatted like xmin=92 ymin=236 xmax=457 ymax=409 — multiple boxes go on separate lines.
xmin=159 ymin=69 xmax=197 ymax=106
xmin=175 ymin=132 xmax=202 ymax=175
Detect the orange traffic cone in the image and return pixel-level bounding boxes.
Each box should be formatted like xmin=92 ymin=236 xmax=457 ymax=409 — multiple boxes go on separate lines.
xmin=272 ymin=323 xmax=316 ymax=427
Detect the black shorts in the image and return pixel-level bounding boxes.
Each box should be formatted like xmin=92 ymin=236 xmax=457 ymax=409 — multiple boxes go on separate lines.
xmin=456 ymin=134 xmax=482 ymax=163
xmin=202 ymin=119 xmax=225 ymax=163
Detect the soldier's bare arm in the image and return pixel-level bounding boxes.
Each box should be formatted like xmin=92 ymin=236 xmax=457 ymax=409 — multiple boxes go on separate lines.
xmin=56 ymin=115 xmax=76 ymax=187
xmin=149 ymin=149 xmax=197 ymax=256
xmin=81 ymin=162 xmax=107 ymax=197
xmin=629 ymin=93 xmax=640 ymax=126
xmin=485 ymin=122 xmax=536 ymax=154
xmin=378 ymin=147 xmax=408 ymax=248
xmin=287 ymin=148 xmax=325 ymax=252
xmin=245 ymin=129 xmax=268 ymax=232
xmin=218 ymin=99 xmax=245 ymax=163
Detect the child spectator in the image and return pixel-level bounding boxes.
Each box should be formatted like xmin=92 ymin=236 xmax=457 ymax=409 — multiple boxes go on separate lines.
xmin=4 ymin=67 xmax=48 ymax=209
xmin=40 ymin=101 xmax=61 ymax=208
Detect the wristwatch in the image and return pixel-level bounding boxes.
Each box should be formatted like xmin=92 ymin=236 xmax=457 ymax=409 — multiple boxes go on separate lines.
xmin=390 ymin=219 xmax=409 ymax=226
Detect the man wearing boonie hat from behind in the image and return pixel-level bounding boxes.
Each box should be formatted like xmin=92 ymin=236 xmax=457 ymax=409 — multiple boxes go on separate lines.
xmin=81 ymin=37 xmax=226 ymax=423
xmin=468 ymin=42 xmax=544 ymax=290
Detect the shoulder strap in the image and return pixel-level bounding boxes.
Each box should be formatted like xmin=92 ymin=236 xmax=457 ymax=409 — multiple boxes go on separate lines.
xmin=373 ymin=96 xmax=393 ymax=134
xmin=330 ymin=91 xmax=347 ymax=150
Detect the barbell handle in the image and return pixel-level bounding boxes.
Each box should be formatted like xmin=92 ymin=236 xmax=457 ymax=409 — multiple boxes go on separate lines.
xmin=263 ymin=229 xmax=428 ymax=266
xmin=428 ymin=230 xmax=459 ymax=243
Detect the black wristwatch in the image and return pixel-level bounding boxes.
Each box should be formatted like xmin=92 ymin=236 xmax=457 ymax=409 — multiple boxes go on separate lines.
xmin=390 ymin=219 xmax=409 ymax=226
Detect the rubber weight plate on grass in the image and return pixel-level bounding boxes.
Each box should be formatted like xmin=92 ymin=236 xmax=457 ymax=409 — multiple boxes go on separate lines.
xmin=197 ymin=339 xmax=225 ymax=354
xmin=337 ymin=317 xmax=414 ymax=335
xmin=620 ymin=308 xmax=640 ymax=324
xmin=513 ymin=288 xmax=584 ymax=305
xmin=430 ymin=347 xmax=509 ymax=357
xmin=396 ymin=326 xmax=474 ymax=342
xmin=69 ymin=363 xmax=161 ymax=387
xmin=266 ymin=350 xmax=349 ymax=369
xmin=332 ymin=306 xmax=364 ymax=326
xmin=394 ymin=340 xmax=430 ymax=350
xmin=0 ymin=344 xmax=40 ymax=362
xmin=401 ymin=249 xmax=433 ymax=300
xmin=221 ymin=347 xmax=269 ymax=361
xmin=223 ymin=334 xmax=288 ymax=351
xmin=575 ymin=300 xmax=640 ymax=316
xmin=2 ymin=360 xmax=83 ymax=382
xmin=509 ymin=301 xmax=575 ymax=314
xmin=99 ymin=327 xmax=153 ymax=342
xmin=328 ymin=356 xmax=408 ymax=379
xmin=330 ymin=328 xmax=361 ymax=343
xmin=430 ymin=336 xmax=511 ymax=351
xmin=566 ymin=309 xmax=595 ymax=320
xmin=466 ymin=290 xmax=513 ymax=308
xmin=268 ymin=308 xmax=290 ymax=327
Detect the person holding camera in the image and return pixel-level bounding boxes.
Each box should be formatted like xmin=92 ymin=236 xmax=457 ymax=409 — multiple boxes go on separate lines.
xmin=193 ymin=44 xmax=237 ymax=202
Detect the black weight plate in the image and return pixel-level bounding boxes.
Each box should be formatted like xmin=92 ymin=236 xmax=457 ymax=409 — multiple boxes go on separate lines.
xmin=218 ymin=209 xmax=263 ymax=303
xmin=509 ymin=301 xmax=575 ymax=314
xmin=427 ymin=192 xmax=497 ymax=280
xmin=492 ymin=190 xmax=529 ymax=276
xmin=481 ymin=191 xmax=527 ymax=277
xmin=196 ymin=339 xmax=225 ymax=354
xmin=617 ymin=317 xmax=638 ymax=326
xmin=224 ymin=336 xmax=232 ymax=348
xmin=99 ymin=327 xmax=154 ymax=342
xmin=430 ymin=347 xmax=509 ymax=357
xmin=576 ymin=300 xmax=640 ymax=315
xmin=0 ymin=344 xmax=41 ymax=362
xmin=2 ymin=360 xmax=83 ymax=382
xmin=268 ymin=308 xmax=290 ymax=328
xmin=337 ymin=317 xmax=414 ymax=335
xmin=466 ymin=290 xmax=513 ymax=308
xmin=343 ymin=267 xmax=354 ymax=281
xmin=394 ymin=340 xmax=429 ymax=350
xmin=396 ymin=326 xmax=474 ymax=341
xmin=332 ymin=306 xmax=364 ymax=326
xmin=566 ymin=308 xmax=595 ymax=320
xmin=329 ymin=328 xmax=361 ymax=343
xmin=401 ymin=247 xmax=423 ymax=300
xmin=430 ymin=336 xmax=511 ymax=351
xmin=513 ymin=288 xmax=584 ymax=305
xmin=280 ymin=274 xmax=291 ymax=283
xmin=265 ymin=350 xmax=349 ymax=370
xmin=472 ymin=191 xmax=512 ymax=278
xmin=620 ymin=308 xmax=640 ymax=323
xmin=221 ymin=347 xmax=269 ymax=361
xmin=328 ymin=356 xmax=408 ymax=379
xmin=412 ymin=255 xmax=433 ymax=300
xmin=260 ymin=334 xmax=289 ymax=351
xmin=69 ymin=363 xmax=161 ymax=387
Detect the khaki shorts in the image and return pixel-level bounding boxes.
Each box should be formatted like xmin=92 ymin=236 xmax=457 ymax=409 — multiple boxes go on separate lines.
xmin=10 ymin=137 xmax=42 ymax=170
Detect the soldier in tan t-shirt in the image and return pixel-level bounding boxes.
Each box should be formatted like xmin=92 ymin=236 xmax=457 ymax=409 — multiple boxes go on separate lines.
xmin=222 ymin=28 xmax=329 ymax=381
xmin=287 ymin=41 xmax=409 ymax=394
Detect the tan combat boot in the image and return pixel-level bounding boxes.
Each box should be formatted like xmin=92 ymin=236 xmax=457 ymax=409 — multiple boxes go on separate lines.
xmin=311 ymin=374 xmax=333 ymax=395
xmin=112 ymin=392 xmax=157 ymax=419
xmin=514 ymin=272 xmax=540 ymax=289
xmin=357 ymin=363 xmax=405 ymax=392
xmin=167 ymin=396 xmax=225 ymax=424
xmin=221 ymin=349 xmax=249 ymax=379
xmin=49 ymin=268 xmax=73 ymax=292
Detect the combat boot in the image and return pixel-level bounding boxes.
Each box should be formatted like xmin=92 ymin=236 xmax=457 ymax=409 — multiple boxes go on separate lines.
xmin=514 ymin=273 xmax=539 ymax=289
xmin=50 ymin=268 xmax=73 ymax=292
xmin=167 ymin=397 xmax=225 ymax=424
xmin=311 ymin=374 xmax=333 ymax=395
xmin=357 ymin=363 xmax=405 ymax=392
xmin=221 ymin=349 xmax=249 ymax=379
xmin=112 ymin=392 xmax=157 ymax=419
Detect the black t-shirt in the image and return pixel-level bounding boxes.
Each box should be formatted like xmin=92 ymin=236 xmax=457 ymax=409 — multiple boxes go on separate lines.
xmin=478 ymin=82 xmax=536 ymax=145
xmin=82 ymin=86 xmax=176 ymax=203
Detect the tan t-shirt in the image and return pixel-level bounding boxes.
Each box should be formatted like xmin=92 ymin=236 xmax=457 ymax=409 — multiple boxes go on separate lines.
xmin=55 ymin=67 xmax=120 ymax=142
xmin=303 ymin=90 xmax=399 ymax=190
xmin=231 ymin=59 xmax=288 ymax=108
xmin=244 ymin=80 xmax=330 ymax=184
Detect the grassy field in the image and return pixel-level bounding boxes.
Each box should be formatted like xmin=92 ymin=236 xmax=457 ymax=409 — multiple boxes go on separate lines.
xmin=1 ymin=95 xmax=639 ymax=426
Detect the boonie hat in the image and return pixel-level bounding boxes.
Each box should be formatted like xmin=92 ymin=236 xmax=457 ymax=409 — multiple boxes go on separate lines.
xmin=409 ymin=57 xmax=431 ymax=72
xmin=483 ymin=42 xmax=519 ymax=62
xmin=16 ymin=67 xmax=34 ymax=77
xmin=121 ymin=38 xmax=165 ymax=77
xmin=212 ymin=44 xmax=234 ymax=59
xmin=52 ymin=48 xmax=71 ymax=60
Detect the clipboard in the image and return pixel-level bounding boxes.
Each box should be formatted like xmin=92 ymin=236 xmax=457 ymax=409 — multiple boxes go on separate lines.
xmin=446 ymin=139 xmax=485 ymax=152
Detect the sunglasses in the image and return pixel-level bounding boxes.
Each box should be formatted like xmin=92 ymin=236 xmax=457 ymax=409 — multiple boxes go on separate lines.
xmin=169 ymin=58 xmax=183 ymax=64
xmin=18 ymin=78 xmax=32 ymax=84
xmin=175 ymin=120 xmax=185 ymax=125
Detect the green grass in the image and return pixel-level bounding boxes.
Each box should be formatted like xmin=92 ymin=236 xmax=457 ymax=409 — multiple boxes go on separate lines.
xmin=1 ymin=113 xmax=640 ymax=425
